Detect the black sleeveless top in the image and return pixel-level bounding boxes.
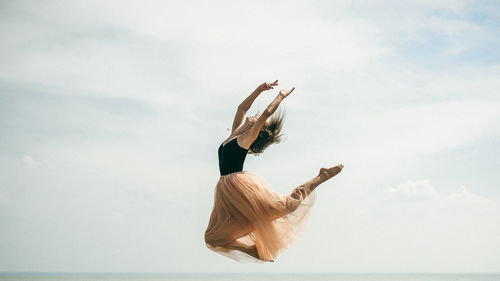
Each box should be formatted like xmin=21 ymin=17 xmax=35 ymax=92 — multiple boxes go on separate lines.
xmin=218 ymin=137 xmax=249 ymax=176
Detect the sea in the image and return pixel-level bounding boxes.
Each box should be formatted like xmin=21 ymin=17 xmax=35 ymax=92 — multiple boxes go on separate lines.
xmin=0 ymin=273 xmax=499 ymax=281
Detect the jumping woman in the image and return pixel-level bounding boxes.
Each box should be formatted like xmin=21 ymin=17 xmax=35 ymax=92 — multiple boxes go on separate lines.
xmin=204 ymin=80 xmax=344 ymax=262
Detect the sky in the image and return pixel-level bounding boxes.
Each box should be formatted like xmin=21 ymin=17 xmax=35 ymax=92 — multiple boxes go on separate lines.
xmin=1 ymin=0 xmax=500 ymax=274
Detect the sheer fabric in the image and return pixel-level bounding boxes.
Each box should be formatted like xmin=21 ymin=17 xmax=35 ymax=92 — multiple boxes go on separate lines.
xmin=204 ymin=171 xmax=315 ymax=262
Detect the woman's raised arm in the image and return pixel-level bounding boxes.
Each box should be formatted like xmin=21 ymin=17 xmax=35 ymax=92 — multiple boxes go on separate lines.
xmin=231 ymin=80 xmax=278 ymax=132
xmin=238 ymin=87 xmax=295 ymax=149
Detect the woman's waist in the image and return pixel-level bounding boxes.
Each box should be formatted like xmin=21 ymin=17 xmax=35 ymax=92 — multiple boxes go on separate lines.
xmin=219 ymin=170 xmax=248 ymax=178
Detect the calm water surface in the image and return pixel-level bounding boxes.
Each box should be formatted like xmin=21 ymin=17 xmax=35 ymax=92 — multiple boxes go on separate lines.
xmin=1 ymin=273 xmax=499 ymax=281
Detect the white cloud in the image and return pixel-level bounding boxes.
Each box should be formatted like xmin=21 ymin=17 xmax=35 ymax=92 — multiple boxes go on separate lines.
xmin=0 ymin=192 xmax=9 ymax=204
xmin=446 ymin=185 xmax=499 ymax=209
xmin=384 ymin=179 xmax=440 ymax=201
xmin=21 ymin=155 xmax=35 ymax=166
xmin=1 ymin=0 xmax=500 ymax=273
xmin=0 ymin=0 xmax=387 ymax=105
xmin=383 ymin=179 xmax=499 ymax=209
xmin=368 ymin=100 xmax=500 ymax=156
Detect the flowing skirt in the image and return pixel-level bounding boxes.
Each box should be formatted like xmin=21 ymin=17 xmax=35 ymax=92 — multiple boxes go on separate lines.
xmin=204 ymin=171 xmax=315 ymax=262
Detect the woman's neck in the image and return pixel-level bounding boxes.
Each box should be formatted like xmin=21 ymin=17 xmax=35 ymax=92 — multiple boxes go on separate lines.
xmin=233 ymin=123 xmax=252 ymax=136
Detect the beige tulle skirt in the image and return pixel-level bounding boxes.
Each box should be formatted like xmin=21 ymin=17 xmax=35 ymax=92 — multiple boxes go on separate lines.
xmin=204 ymin=171 xmax=315 ymax=262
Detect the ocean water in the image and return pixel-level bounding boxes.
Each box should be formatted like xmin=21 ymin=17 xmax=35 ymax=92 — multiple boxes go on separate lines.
xmin=0 ymin=273 xmax=499 ymax=281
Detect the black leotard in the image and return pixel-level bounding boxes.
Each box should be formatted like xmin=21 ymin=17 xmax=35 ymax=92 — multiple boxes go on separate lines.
xmin=218 ymin=137 xmax=249 ymax=176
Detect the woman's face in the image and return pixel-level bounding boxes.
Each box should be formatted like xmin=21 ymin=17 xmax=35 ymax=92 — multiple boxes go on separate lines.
xmin=246 ymin=115 xmax=258 ymax=124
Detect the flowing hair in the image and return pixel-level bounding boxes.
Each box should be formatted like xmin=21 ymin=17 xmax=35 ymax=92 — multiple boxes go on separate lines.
xmin=248 ymin=108 xmax=285 ymax=155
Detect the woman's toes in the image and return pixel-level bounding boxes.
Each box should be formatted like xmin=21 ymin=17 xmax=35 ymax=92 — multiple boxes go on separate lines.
xmin=319 ymin=164 xmax=343 ymax=178
xmin=327 ymin=165 xmax=342 ymax=177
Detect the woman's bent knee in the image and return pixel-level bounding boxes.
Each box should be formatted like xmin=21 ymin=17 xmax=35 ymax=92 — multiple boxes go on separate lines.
xmin=285 ymin=196 xmax=300 ymax=212
xmin=205 ymin=232 xmax=230 ymax=248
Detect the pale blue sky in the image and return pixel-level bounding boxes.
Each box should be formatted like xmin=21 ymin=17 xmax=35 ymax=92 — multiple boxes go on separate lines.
xmin=1 ymin=0 xmax=499 ymax=273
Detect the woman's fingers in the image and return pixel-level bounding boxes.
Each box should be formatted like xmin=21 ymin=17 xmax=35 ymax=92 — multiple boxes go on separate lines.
xmin=259 ymin=80 xmax=279 ymax=91
xmin=278 ymin=87 xmax=295 ymax=97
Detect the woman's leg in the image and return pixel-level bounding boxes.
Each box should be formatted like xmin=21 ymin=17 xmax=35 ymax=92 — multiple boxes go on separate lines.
xmin=205 ymin=221 xmax=260 ymax=259
xmin=310 ymin=164 xmax=344 ymax=191
xmin=281 ymin=164 xmax=344 ymax=214
xmin=225 ymin=241 xmax=259 ymax=259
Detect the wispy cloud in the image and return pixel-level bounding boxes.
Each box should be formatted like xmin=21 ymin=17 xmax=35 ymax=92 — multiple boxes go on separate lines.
xmin=0 ymin=0 xmax=499 ymax=273
xmin=383 ymin=179 xmax=440 ymax=201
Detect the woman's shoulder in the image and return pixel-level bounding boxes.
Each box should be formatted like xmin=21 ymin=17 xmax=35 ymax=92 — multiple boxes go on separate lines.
xmin=222 ymin=134 xmax=249 ymax=150
xmin=222 ymin=134 xmax=239 ymax=147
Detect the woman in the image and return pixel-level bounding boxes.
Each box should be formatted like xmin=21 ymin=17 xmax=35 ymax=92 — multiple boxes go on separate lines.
xmin=204 ymin=80 xmax=344 ymax=262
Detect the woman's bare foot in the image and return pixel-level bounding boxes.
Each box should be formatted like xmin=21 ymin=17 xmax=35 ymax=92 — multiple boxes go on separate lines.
xmin=301 ymin=164 xmax=345 ymax=192
xmin=248 ymin=245 xmax=259 ymax=259
xmin=318 ymin=164 xmax=344 ymax=181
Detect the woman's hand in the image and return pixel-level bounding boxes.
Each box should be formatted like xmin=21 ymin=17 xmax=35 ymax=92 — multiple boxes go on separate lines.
xmin=257 ymin=80 xmax=279 ymax=92
xmin=279 ymin=87 xmax=295 ymax=98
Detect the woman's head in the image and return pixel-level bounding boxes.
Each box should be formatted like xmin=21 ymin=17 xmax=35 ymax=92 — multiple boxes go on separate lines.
xmin=248 ymin=109 xmax=285 ymax=155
